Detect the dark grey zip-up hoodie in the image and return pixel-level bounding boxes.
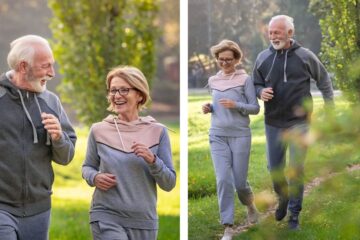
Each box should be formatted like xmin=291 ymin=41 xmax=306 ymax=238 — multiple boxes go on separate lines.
xmin=252 ymin=40 xmax=334 ymax=128
xmin=0 ymin=71 xmax=77 ymax=217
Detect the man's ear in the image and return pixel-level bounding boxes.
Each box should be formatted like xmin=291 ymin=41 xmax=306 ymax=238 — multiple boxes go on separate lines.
xmin=19 ymin=61 xmax=28 ymax=74
xmin=288 ymin=29 xmax=294 ymax=38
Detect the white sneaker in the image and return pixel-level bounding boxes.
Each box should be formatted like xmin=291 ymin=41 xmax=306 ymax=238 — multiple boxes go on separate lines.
xmin=221 ymin=226 xmax=234 ymax=240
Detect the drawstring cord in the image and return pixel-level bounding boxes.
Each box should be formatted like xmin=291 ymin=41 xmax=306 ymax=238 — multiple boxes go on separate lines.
xmin=283 ymin=50 xmax=288 ymax=82
xmin=264 ymin=50 xmax=288 ymax=83
xmin=113 ymin=117 xmax=125 ymax=150
xmin=17 ymin=90 xmax=38 ymax=144
xmin=34 ymin=94 xmax=51 ymax=145
xmin=265 ymin=51 xmax=278 ymax=82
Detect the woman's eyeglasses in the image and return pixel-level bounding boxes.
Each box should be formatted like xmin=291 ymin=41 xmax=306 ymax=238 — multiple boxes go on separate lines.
xmin=217 ymin=58 xmax=234 ymax=64
xmin=109 ymin=88 xmax=135 ymax=96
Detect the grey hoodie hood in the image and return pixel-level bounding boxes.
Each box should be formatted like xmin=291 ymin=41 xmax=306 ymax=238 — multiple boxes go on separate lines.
xmin=265 ymin=39 xmax=301 ymax=83
xmin=90 ymin=114 xmax=166 ymax=153
xmin=0 ymin=71 xmax=50 ymax=144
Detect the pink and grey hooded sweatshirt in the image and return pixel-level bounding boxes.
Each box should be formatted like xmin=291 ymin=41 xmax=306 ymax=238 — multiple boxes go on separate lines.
xmin=207 ymin=69 xmax=260 ymax=137
xmin=0 ymin=71 xmax=77 ymax=217
xmin=82 ymin=115 xmax=176 ymax=230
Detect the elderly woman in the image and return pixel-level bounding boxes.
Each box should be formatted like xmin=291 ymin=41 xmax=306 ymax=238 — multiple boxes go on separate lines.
xmin=82 ymin=66 xmax=176 ymax=240
xmin=202 ymin=40 xmax=260 ymax=239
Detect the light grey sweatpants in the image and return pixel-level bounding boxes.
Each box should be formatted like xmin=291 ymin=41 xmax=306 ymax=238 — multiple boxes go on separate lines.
xmin=209 ymin=135 xmax=254 ymax=225
xmin=0 ymin=209 xmax=50 ymax=240
xmin=91 ymin=221 xmax=157 ymax=240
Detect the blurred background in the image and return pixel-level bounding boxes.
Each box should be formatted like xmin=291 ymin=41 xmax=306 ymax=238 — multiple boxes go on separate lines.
xmin=0 ymin=0 xmax=180 ymax=239
xmin=0 ymin=0 xmax=179 ymax=124
xmin=188 ymin=0 xmax=360 ymax=239
xmin=188 ymin=0 xmax=322 ymax=89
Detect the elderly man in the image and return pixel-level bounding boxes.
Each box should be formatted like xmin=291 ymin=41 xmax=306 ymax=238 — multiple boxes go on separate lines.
xmin=252 ymin=15 xmax=334 ymax=230
xmin=0 ymin=35 xmax=77 ymax=239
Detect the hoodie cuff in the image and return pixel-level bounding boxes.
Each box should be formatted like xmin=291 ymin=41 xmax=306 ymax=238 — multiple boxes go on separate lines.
xmin=256 ymin=87 xmax=264 ymax=99
xmin=88 ymin=172 xmax=99 ymax=187
xmin=51 ymin=132 xmax=66 ymax=146
xmin=148 ymin=155 xmax=164 ymax=173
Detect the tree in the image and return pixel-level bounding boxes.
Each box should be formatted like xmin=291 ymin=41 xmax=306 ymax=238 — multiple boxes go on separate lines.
xmin=188 ymin=0 xmax=275 ymax=87
xmin=309 ymin=0 xmax=360 ymax=102
xmin=187 ymin=0 xmax=324 ymax=88
xmin=49 ymin=0 xmax=159 ymax=125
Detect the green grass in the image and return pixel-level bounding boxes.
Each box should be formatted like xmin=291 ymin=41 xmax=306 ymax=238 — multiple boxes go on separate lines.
xmin=188 ymin=93 xmax=360 ymax=239
xmin=235 ymin=171 xmax=360 ymax=240
xmin=50 ymin=123 xmax=179 ymax=240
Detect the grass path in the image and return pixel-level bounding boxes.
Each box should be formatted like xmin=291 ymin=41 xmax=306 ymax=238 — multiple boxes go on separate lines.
xmin=228 ymin=163 xmax=360 ymax=237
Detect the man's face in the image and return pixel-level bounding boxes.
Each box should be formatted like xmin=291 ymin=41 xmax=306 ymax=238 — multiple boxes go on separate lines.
xmin=268 ymin=20 xmax=291 ymax=50
xmin=25 ymin=45 xmax=55 ymax=93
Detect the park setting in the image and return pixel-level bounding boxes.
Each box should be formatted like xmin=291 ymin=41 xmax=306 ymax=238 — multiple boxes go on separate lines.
xmin=188 ymin=0 xmax=360 ymax=239
xmin=0 ymin=0 xmax=179 ymax=239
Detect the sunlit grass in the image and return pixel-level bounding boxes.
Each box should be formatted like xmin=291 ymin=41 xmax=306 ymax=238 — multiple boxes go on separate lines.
xmin=188 ymin=92 xmax=360 ymax=239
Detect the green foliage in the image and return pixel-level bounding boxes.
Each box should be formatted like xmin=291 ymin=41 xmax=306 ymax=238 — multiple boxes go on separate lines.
xmin=48 ymin=0 xmax=159 ymax=125
xmin=309 ymin=0 xmax=360 ymax=102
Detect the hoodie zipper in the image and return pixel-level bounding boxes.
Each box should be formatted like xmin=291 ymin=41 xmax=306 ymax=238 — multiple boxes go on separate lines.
xmin=21 ymin=100 xmax=27 ymax=217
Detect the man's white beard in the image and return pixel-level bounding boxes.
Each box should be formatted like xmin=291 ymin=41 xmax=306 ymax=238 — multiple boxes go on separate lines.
xmin=26 ymin=71 xmax=51 ymax=93
xmin=29 ymin=80 xmax=46 ymax=93
xmin=271 ymin=39 xmax=287 ymax=50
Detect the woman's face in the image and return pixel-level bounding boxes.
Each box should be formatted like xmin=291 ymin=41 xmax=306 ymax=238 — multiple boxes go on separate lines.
xmin=217 ymin=50 xmax=237 ymax=74
xmin=108 ymin=76 xmax=142 ymax=119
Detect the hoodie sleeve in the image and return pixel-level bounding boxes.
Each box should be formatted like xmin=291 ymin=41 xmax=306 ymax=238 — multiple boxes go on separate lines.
xmin=306 ymin=50 xmax=334 ymax=104
xmin=82 ymin=127 xmax=100 ymax=187
xmin=235 ymin=76 xmax=260 ymax=115
xmin=148 ymin=127 xmax=176 ymax=192
xmin=51 ymin=99 xmax=77 ymax=165
xmin=252 ymin=58 xmax=266 ymax=99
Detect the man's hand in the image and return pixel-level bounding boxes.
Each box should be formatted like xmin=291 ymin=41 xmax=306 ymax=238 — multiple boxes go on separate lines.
xmin=41 ymin=113 xmax=62 ymax=141
xmin=260 ymin=87 xmax=274 ymax=102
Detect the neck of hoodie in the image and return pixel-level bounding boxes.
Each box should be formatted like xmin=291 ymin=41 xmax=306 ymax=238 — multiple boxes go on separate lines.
xmin=8 ymin=70 xmax=38 ymax=93
xmin=117 ymin=112 xmax=139 ymax=122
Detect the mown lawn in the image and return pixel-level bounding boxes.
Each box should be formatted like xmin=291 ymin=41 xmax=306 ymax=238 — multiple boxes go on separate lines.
xmin=50 ymin=122 xmax=180 ymax=240
xmin=188 ymin=92 xmax=360 ymax=239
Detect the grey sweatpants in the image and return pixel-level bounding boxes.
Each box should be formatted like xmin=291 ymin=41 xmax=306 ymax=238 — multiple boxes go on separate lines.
xmin=0 ymin=209 xmax=50 ymax=240
xmin=265 ymin=124 xmax=308 ymax=216
xmin=209 ymin=135 xmax=254 ymax=225
xmin=91 ymin=221 xmax=157 ymax=240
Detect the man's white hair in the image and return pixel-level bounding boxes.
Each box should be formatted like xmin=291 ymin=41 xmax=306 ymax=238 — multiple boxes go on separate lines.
xmin=270 ymin=15 xmax=295 ymax=33
xmin=7 ymin=35 xmax=52 ymax=70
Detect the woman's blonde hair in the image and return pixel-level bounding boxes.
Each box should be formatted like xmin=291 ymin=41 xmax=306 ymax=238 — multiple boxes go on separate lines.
xmin=210 ymin=39 xmax=243 ymax=62
xmin=106 ymin=66 xmax=151 ymax=112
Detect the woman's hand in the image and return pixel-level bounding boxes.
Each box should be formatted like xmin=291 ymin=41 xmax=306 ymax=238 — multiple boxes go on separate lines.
xmin=131 ymin=142 xmax=156 ymax=164
xmin=202 ymin=103 xmax=212 ymax=114
xmin=219 ymin=98 xmax=236 ymax=108
xmin=94 ymin=173 xmax=117 ymax=191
